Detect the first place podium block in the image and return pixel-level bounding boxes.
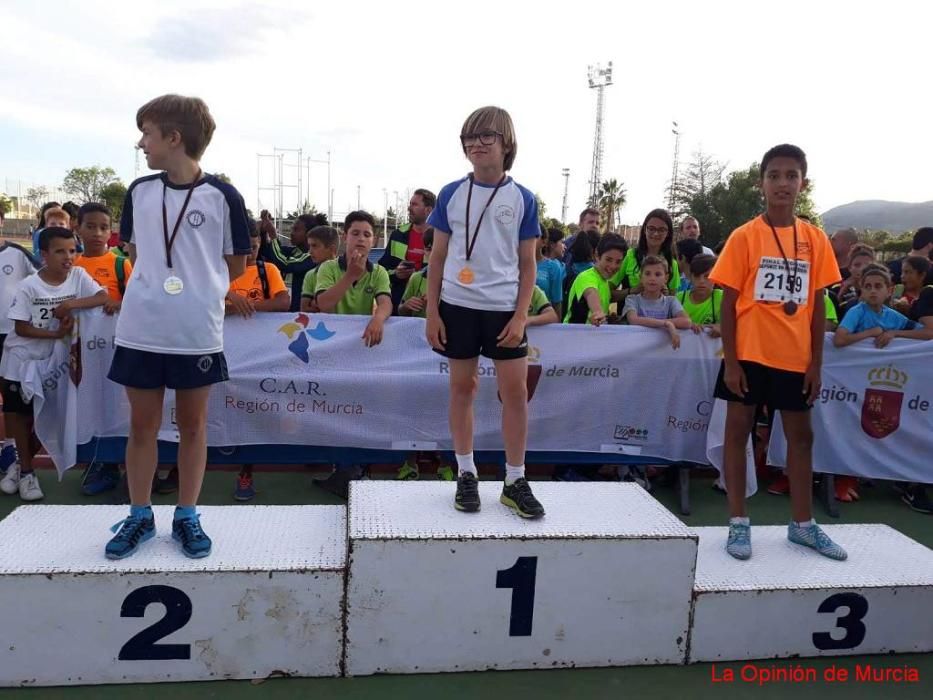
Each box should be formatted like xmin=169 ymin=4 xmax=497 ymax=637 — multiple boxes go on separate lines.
xmin=689 ymin=524 xmax=933 ymax=662
xmin=0 ymin=505 xmax=346 ymax=687
xmin=344 ymin=481 xmax=698 ymax=675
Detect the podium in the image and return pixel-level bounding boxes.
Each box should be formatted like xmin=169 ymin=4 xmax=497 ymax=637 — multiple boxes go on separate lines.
xmin=344 ymin=481 xmax=698 ymax=675
xmin=689 ymin=524 xmax=933 ymax=662
xmin=0 ymin=505 xmax=346 ymax=686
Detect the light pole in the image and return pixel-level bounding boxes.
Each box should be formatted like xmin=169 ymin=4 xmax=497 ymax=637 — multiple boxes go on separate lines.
xmin=561 ymin=168 xmax=570 ymax=223
xmin=357 ymin=185 xmax=361 ymax=210
xmin=382 ymin=188 xmax=389 ymax=239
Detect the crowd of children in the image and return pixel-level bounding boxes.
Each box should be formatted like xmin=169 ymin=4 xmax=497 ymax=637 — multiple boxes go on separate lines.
xmin=1 ymin=96 xmax=930 ymax=563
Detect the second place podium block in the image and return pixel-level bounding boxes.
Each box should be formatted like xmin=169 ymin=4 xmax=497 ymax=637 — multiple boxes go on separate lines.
xmin=344 ymin=481 xmax=698 ymax=675
xmin=0 ymin=505 xmax=347 ymax=686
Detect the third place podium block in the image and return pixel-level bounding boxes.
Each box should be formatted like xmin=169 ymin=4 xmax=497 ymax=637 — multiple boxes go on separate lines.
xmin=0 ymin=505 xmax=346 ymax=686
xmin=344 ymin=481 xmax=698 ymax=675
xmin=689 ymin=524 xmax=933 ymax=662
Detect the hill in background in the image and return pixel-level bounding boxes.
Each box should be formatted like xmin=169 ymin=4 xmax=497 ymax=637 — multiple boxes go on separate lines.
xmin=821 ymin=200 xmax=933 ymax=233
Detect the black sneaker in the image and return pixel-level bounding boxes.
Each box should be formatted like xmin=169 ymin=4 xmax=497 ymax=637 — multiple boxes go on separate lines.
xmin=902 ymin=485 xmax=933 ymax=515
xmin=500 ymin=478 xmax=545 ymax=519
xmin=455 ymin=472 xmax=481 ymax=512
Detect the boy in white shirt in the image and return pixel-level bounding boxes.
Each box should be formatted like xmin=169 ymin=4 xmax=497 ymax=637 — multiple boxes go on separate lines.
xmin=0 ymin=225 xmax=38 ymax=477
xmin=426 ymin=106 xmax=544 ymax=518
xmin=105 ymin=94 xmax=250 ymax=560
xmin=0 ymin=227 xmax=106 ymax=500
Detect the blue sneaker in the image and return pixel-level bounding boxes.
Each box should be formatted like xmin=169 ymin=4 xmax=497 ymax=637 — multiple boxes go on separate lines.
xmin=787 ymin=522 xmax=848 ymax=561
xmin=172 ymin=514 xmax=212 ymax=558
xmin=81 ymin=462 xmax=120 ymax=496
xmin=726 ymin=522 xmax=752 ymax=560
xmin=105 ymin=514 xmax=156 ymax=560
xmin=0 ymin=444 xmax=17 ymax=476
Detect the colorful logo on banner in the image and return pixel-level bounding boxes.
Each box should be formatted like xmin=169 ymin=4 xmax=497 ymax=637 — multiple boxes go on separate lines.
xmin=277 ymin=313 xmax=336 ymax=363
xmin=861 ymin=364 xmax=907 ymax=439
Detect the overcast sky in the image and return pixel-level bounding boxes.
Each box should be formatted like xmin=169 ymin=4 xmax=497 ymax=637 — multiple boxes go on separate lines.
xmin=1 ymin=0 xmax=929 ymax=226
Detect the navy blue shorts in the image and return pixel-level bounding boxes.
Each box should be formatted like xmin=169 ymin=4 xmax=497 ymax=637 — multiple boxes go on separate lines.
xmin=108 ymin=347 xmax=229 ymax=390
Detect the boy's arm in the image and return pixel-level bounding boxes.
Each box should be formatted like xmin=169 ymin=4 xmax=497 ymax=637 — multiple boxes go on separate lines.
xmin=625 ymin=313 xmax=669 ymax=329
xmin=56 ymin=290 xmax=108 ymax=317
xmin=253 ymin=291 xmax=290 ymax=313
xmin=316 ymin=258 xmax=363 ymax=312
xmin=498 ymin=238 xmax=537 ymax=347
xmin=833 ymin=326 xmax=881 ymax=347
xmin=14 ymin=318 xmax=72 ymax=339
xmin=803 ymin=289 xmax=828 ymax=403
xmin=671 ymin=311 xmax=693 ymax=330
xmin=362 ymin=295 xmax=393 ymax=347
xmin=582 ymin=288 xmax=606 ymax=325
xmin=263 ymin=237 xmax=316 ymax=273
xmin=526 ymin=305 xmax=558 ymax=327
xmin=225 ymin=254 xmax=247 ymax=282
xmin=425 ymin=231 xmax=449 ymax=350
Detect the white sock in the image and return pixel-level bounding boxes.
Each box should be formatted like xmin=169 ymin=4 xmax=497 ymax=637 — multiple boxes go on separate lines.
xmin=794 ymin=519 xmax=815 ymax=528
xmin=455 ymin=453 xmax=477 ymax=477
xmin=505 ymin=463 xmax=525 ymax=485
xmin=729 ymin=516 xmax=750 ymax=526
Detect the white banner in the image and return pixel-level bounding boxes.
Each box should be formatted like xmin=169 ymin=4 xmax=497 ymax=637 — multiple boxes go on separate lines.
xmin=21 ymin=310 xmax=932 ymax=483
xmin=768 ymin=338 xmax=933 ymax=483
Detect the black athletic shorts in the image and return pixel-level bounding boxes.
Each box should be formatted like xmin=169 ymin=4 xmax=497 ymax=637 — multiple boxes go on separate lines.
xmin=1 ymin=379 xmax=33 ymax=416
xmin=436 ymin=300 xmax=528 ymax=361
xmin=108 ymin=347 xmax=229 ymax=390
xmin=714 ymin=360 xmax=811 ymax=412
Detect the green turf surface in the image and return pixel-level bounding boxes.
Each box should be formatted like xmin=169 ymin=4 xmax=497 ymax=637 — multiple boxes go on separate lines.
xmin=0 ymin=468 xmax=929 ymax=698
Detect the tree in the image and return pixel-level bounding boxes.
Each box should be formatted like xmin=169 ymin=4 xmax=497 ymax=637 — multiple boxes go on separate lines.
xmin=534 ymin=193 xmax=547 ymax=222
xmin=214 ymin=172 xmax=232 ymax=184
xmin=670 ymin=149 xmax=726 ymax=220
xmin=683 ymin=162 xmax=822 ymax=248
xmin=597 ymin=179 xmax=626 ymax=231
xmin=540 ymin=217 xmax=567 ymax=236
xmin=25 ymin=186 xmax=50 ymax=213
xmin=99 ymin=182 xmax=128 ymax=222
xmin=62 ymin=166 xmax=118 ymax=202
xmin=0 ymin=194 xmax=11 ymax=217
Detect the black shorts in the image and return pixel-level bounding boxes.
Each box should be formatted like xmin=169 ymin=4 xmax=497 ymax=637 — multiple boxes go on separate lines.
xmin=0 ymin=334 xmax=5 ymax=366
xmin=714 ymin=360 xmax=810 ymax=413
xmin=436 ymin=300 xmax=528 ymax=361
xmin=1 ymin=379 xmax=33 ymax=416
xmin=108 ymin=347 xmax=229 ymax=390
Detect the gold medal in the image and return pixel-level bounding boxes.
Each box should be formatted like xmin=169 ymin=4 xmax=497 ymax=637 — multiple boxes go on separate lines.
xmin=458 ymin=266 xmax=475 ymax=285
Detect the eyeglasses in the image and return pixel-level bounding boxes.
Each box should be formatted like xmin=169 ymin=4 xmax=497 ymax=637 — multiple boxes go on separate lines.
xmin=460 ymin=131 xmax=502 ymax=147
xmin=646 ymin=226 xmax=669 ymax=235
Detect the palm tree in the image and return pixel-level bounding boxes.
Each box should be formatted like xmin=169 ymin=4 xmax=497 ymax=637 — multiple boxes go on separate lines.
xmin=597 ymin=179 xmax=626 ymax=232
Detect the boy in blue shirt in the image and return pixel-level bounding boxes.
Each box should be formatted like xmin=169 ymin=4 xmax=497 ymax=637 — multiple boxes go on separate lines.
xmin=833 ymin=264 xmax=930 ymax=347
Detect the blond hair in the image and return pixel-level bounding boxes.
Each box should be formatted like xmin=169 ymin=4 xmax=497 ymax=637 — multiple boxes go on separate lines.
xmin=460 ymin=106 xmax=517 ymax=171
xmin=137 ymin=94 xmax=216 ymax=159
xmin=42 ymin=206 xmax=69 ymax=226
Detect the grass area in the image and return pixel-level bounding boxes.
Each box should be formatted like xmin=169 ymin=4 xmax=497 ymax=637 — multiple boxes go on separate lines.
xmin=0 ymin=468 xmax=929 ymax=698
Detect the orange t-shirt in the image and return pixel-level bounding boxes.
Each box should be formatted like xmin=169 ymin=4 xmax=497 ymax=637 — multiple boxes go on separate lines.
xmin=229 ymin=262 xmax=288 ymax=302
xmin=74 ymin=252 xmax=133 ymax=302
xmin=710 ymin=216 xmax=840 ymax=372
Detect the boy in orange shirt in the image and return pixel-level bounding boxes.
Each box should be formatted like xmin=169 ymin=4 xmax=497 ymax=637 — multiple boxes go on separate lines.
xmin=710 ymin=144 xmax=846 ymax=561
xmin=75 ymin=203 xmax=133 ymax=495
xmin=226 ymin=224 xmax=290 ymax=318
xmin=75 ymin=203 xmax=131 ymax=314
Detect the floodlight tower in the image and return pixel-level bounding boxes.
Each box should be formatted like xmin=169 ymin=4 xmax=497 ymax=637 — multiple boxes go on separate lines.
xmin=587 ymin=62 xmax=613 ymax=206
xmin=668 ymin=121 xmax=681 ymax=211
xmin=561 ymin=168 xmax=570 ymax=223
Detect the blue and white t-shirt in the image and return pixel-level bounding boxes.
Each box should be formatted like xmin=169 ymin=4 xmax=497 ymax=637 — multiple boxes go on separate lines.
xmin=116 ymin=173 xmax=251 ymax=355
xmin=428 ymin=175 xmax=539 ymax=312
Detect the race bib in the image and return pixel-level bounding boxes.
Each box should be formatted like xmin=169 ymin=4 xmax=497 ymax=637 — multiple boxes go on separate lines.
xmin=754 ymin=257 xmax=810 ymax=305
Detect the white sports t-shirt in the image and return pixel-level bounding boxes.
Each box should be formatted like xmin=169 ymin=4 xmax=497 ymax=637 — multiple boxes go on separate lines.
xmin=428 ymin=175 xmax=539 ymax=312
xmin=0 ymin=243 xmax=39 ymax=335
xmin=115 ymin=173 xmax=251 ymax=355
xmin=0 ymin=267 xmax=102 ymax=380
